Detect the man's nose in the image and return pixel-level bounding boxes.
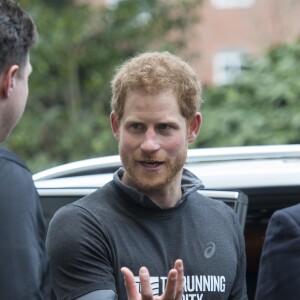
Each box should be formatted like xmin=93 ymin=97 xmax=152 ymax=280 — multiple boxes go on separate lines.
xmin=140 ymin=129 xmax=160 ymax=152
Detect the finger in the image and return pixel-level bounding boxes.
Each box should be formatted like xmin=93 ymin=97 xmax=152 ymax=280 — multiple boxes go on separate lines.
xmin=121 ymin=267 xmax=139 ymax=299
xmin=139 ymin=266 xmax=153 ymax=300
xmin=174 ymin=260 xmax=184 ymax=298
xmin=162 ymin=268 xmax=178 ymax=300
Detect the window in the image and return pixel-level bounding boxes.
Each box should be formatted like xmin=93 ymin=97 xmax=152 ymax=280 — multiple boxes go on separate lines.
xmin=211 ymin=0 xmax=255 ymax=9
xmin=213 ymin=51 xmax=245 ymax=85
xmin=106 ymin=0 xmax=121 ymax=8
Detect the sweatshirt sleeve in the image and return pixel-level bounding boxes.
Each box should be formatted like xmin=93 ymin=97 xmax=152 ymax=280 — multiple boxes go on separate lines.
xmin=46 ymin=203 xmax=117 ymax=300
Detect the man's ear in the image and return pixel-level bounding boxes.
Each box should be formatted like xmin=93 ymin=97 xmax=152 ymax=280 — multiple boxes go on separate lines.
xmin=110 ymin=111 xmax=120 ymax=141
xmin=187 ymin=112 xmax=202 ymax=143
xmin=1 ymin=65 xmax=19 ymax=98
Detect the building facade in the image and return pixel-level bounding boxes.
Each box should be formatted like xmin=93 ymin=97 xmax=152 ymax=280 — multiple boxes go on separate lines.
xmin=77 ymin=0 xmax=300 ymax=86
xmin=190 ymin=0 xmax=300 ymax=86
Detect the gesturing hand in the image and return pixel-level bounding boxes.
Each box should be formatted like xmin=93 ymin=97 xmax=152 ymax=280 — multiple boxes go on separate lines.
xmin=121 ymin=259 xmax=184 ymax=300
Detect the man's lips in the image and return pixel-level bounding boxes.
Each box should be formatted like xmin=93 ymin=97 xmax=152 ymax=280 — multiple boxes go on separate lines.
xmin=139 ymin=161 xmax=164 ymax=167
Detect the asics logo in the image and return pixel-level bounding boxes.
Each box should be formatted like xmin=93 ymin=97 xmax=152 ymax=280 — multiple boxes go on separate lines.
xmin=204 ymin=242 xmax=216 ymax=259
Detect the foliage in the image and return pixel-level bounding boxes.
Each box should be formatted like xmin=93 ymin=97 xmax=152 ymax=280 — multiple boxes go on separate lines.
xmin=7 ymin=0 xmax=300 ymax=173
xmin=5 ymin=0 xmax=200 ymax=172
xmin=197 ymin=38 xmax=300 ymax=148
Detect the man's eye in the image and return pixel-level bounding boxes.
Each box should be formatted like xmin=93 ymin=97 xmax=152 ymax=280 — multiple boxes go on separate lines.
xmin=159 ymin=124 xmax=171 ymax=130
xmin=130 ymin=123 xmax=142 ymax=130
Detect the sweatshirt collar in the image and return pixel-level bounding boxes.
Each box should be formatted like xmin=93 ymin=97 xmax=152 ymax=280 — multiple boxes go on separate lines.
xmin=113 ymin=167 xmax=204 ymax=209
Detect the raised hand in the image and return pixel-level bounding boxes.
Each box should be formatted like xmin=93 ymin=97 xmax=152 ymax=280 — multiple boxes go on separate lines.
xmin=121 ymin=259 xmax=184 ymax=300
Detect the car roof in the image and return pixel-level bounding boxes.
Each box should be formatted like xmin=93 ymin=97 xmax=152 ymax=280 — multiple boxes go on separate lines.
xmin=34 ymin=144 xmax=300 ymax=191
xmin=33 ymin=144 xmax=300 ymax=180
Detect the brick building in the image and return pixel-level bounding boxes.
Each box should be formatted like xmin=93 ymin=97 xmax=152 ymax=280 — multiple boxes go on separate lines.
xmin=190 ymin=0 xmax=300 ymax=86
xmin=77 ymin=0 xmax=300 ymax=86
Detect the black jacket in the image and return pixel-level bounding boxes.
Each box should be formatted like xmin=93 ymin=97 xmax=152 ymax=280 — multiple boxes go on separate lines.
xmin=255 ymin=203 xmax=300 ymax=300
xmin=0 ymin=147 xmax=50 ymax=300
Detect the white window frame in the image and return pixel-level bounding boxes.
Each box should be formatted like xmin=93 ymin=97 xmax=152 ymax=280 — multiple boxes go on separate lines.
xmin=213 ymin=50 xmax=245 ymax=85
xmin=211 ymin=0 xmax=255 ymax=9
xmin=105 ymin=0 xmax=121 ymax=8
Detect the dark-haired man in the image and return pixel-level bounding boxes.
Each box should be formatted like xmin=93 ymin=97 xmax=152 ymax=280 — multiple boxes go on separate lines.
xmin=0 ymin=0 xmax=50 ymax=298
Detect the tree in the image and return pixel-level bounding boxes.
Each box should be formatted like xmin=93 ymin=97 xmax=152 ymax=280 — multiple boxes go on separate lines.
xmin=196 ymin=37 xmax=300 ymax=148
xmin=5 ymin=0 xmax=200 ymax=172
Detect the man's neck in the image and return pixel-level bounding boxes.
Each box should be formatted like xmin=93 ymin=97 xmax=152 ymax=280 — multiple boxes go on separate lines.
xmin=121 ymin=170 xmax=183 ymax=208
xmin=145 ymin=186 xmax=183 ymax=209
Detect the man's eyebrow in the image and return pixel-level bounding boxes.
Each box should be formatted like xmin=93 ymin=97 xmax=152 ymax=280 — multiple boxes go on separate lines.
xmin=157 ymin=119 xmax=179 ymax=125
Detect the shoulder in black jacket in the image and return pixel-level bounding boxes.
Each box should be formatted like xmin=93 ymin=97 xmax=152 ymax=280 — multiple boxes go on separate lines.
xmin=255 ymin=203 xmax=300 ymax=300
xmin=0 ymin=147 xmax=51 ymax=300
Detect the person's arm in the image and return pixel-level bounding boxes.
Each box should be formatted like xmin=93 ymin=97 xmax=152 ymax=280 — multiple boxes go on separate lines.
xmin=121 ymin=259 xmax=184 ymax=300
xmin=228 ymin=212 xmax=248 ymax=300
xmin=73 ymin=260 xmax=183 ymax=300
xmin=255 ymin=207 xmax=300 ymax=300
xmin=46 ymin=203 xmax=117 ymax=300
xmin=75 ymin=290 xmax=116 ymax=300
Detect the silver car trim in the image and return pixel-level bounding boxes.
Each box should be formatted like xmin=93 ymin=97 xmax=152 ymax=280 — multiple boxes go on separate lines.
xmin=33 ymin=145 xmax=300 ymax=181
xmin=37 ymin=188 xmax=239 ymax=199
